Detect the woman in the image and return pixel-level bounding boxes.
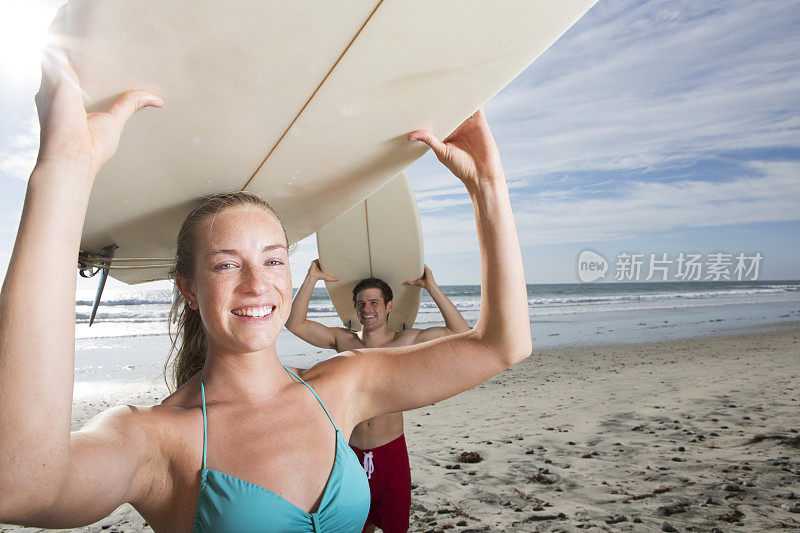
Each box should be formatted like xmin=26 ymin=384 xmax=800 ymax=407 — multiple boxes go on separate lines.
xmin=0 ymin=27 xmax=531 ymax=533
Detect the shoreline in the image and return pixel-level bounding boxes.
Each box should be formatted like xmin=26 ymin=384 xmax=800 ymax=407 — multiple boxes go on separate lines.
xmin=2 ymin=324 xmax=799 ymax=531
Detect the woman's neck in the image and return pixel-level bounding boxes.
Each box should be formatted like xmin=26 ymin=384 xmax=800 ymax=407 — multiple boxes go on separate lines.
xmin=200 ymin=345 xmax=292 ymax=403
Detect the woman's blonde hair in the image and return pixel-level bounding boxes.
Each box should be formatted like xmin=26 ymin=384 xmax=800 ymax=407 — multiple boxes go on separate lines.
xmin=164 ymin=191 xmax=286 ymax=391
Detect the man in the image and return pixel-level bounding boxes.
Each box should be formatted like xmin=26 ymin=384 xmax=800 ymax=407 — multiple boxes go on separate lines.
xmin=286 ymin=259 xmax=469 ymax=533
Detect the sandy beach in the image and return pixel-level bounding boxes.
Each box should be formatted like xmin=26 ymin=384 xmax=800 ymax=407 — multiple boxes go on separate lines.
xmin=405 ymin=323 xmax=800 ymax=532
xmin=2 ymin=323 xmax=799 ymax=532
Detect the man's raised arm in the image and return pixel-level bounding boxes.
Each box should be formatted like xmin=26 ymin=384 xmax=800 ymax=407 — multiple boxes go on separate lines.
xmin=286 ymin=259 xmax=343 ymax=350
xmin=406 ymin=265 xmax=470 ymax=343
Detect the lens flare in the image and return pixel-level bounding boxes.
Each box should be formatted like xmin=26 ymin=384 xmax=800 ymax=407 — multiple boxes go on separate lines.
xmin=0 ymin=3 xmax=59 ymax=86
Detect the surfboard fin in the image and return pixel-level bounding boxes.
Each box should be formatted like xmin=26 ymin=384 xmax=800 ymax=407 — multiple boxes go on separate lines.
xmin=78 ymin=245 xmax=118 ymax=326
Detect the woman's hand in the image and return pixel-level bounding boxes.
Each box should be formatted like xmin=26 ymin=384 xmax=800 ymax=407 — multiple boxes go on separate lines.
xmin=0 ymin=9 xmax=164 ymax=520
xmin=34 ymin=7 xmax=162 ymax=176
xmin=324 ymin=112 xmax=530 ymax=433
xmin=407 ymin=108 xmax=504 ymax=191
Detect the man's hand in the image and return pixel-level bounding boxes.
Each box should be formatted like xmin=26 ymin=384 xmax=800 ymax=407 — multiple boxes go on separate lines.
xmin=309 ymin=259 xmax=339 ymax=282
xmin=287 ymin=260 xmax=342 ymax=350
xmin=404 ymin=265 xmax=434 ymax=291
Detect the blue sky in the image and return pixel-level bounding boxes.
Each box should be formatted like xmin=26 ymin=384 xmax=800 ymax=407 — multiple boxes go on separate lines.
xmin=1 ymin=0 xmax=798 ymax=291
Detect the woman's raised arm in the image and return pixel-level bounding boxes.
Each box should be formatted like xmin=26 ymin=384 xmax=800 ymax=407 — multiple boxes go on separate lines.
xmin=0 ymin=11 xmax=162 ymax=522
xmin=313 ymin=109 xmax=532 ymax=430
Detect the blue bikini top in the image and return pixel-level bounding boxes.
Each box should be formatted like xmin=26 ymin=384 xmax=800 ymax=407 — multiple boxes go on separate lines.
xmin=193 ymin=366 xmax=370 ymax=532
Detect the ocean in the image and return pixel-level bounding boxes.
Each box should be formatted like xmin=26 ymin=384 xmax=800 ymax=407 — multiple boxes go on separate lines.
xmin=73 ymin=281 xmax=800 ymax=389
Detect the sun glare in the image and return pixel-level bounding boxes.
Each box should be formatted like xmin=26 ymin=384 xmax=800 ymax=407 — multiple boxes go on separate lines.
xmin=0 ymin=3 xmax=58 ymax=86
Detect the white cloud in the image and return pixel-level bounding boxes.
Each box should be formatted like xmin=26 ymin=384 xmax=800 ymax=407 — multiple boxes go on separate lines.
xmin=417 ymin=196 xmax=471 ymax=212
xmin=483 ymin=0 xmax=800 ymax=178
xmin=0 ymin=118 xmax=38 ymax=181
xmin=8 ymin=127 xmax=38 ymax=149
xmin=404 ymin=0 xmax=800 ymax=265
xmin=0 ymin=150 xmax=37 ymax=180
xmin=415 ymin=185 xmax=467 ymax=199
xmin=420 ymin=160 xmax=800 ymax=253
xmin=413 ymin=179 xmax=529 ymax=212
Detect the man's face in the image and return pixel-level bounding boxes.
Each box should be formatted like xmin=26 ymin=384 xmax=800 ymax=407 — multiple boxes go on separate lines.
xmin=355 ymin=287 xmax=393 ymax=331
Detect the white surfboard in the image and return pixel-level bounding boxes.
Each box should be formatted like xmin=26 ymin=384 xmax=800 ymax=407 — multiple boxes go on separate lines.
xmin=316 ymin=173 xmax=422 ymax=332
xmin=67 ymin=0 xmax=598 ymax=284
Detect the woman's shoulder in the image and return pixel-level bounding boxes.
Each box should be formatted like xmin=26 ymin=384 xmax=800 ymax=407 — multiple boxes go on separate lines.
xmin=159 ymin=372 xmax=202 ymax=409
xmin=76 ymin=375 xmax=204 ymax=460
xmin=70 ymin=381 xmax=206 ymax=521
xmin=79 ymin=383 xmax=201 ymax=447
xmin=87 ymin=379 xmax=205 ymax=481
xmin=149 ymin=376 xmax=206 ymax=446
xmin=292 ymin=355 xmax=362 ymax=412
xmin=296 ymin=353 xmax=358 ymax=382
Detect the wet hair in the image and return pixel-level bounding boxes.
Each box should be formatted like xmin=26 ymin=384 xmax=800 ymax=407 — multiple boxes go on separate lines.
xmin=164 ymin=191 xmax=286 ymax=391
xmin=352 ymin=278 xmax=393 ymax=306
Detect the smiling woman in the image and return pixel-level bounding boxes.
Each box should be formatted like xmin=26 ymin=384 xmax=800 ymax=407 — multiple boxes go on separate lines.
xmin=0 ymin=7 xmax=531 ymax=531
xmin=166 ymin=192 xmax=292 ymax=389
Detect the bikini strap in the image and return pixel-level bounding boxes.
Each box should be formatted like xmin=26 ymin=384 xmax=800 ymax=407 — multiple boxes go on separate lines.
xmin=282 ymin=365 xmax=339 ymax=431
xmin=200 ymin=370 xmax=207 ymax=469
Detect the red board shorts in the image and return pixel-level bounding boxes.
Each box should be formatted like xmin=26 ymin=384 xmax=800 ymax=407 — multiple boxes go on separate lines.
xmin=351 ymin=434 xmax=411 ymax=533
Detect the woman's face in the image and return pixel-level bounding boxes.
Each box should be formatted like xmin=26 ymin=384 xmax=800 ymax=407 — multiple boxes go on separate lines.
xmin=183 ymin=204 xmax=292 ymax=356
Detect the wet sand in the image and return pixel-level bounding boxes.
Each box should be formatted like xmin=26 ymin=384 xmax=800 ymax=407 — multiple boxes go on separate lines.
xmin=2 ymin=324 xmax=799 ymax=532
